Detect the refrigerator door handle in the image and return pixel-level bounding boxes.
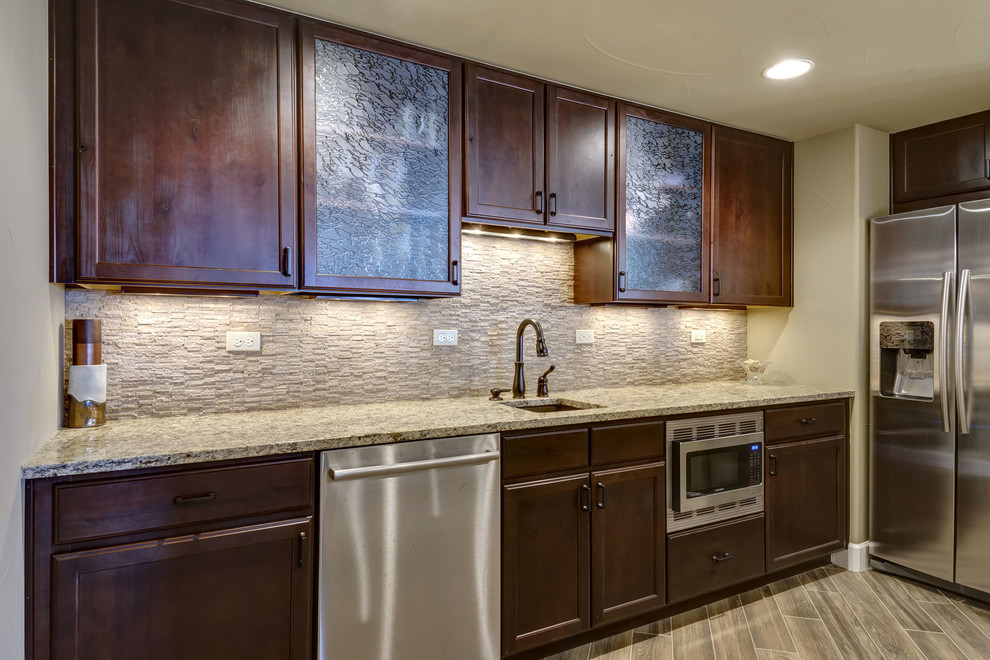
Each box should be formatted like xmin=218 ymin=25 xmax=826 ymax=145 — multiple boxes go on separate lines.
xmin=940 ymin=271 xmax=954 ymax=433
xmin=956 ymin=268 xmax=972 ymax=435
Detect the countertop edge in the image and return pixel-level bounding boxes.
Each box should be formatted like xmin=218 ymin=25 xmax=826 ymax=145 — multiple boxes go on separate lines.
xmin=23 ymin=386 xmax=854 ymax=479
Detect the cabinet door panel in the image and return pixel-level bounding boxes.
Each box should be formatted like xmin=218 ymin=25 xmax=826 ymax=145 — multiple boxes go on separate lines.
xmin=892 ymin=111 xmax=990 ymax=205
xmin=766 ymin=436 xmax=846 ymax=571
xmin=591 ymin=463 xmax=665 ymax=625
xmin=53 ymin=518 xmax=313 ymax=660
xmin=465 ymin=65 xmax=545 ymax=224
xmin=502 ymin=475 xmax=590 ymax=654
xmin=299 ymin=22 xmax=461 ymax=296
xmin=76 ymin=0 xmax=296 ymax=288
xmin=547 ymin=87 xmax=614 ymax=232
xmin=712 ymin=126 xmax=793 ymax=306
xmin=616 ymin=104 xmax=711 ymax=304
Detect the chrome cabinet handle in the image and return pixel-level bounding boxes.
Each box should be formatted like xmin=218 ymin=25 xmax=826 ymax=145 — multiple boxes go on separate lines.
xmin=580 ymin=484 xmax=591 ymax=512
xmin=956 ymin=269 xmax=972 ymax=434
xmin=618 ymin=271 xmax=627 ymax=293
xmin=549 ymin=192 xmax=557 ymax=217
xmin=940 ymin=271 xmax=953 ymax=433
xmin=535 ymin=191 xmax=544 ymax=215
xmin=713 ymin=277 xmax=721 ymax=297
xmin=298 ymin=531 xmax=308 ymax=568
xmin=769 ymin=454 xmax=777 ymax=477
xmin=711 ymin=553 xmax=734 ymax=563
xmin=596 ymin=482 xmax=606 ymax=509
xmin=451 ymin=260 xmax=459 ymax=286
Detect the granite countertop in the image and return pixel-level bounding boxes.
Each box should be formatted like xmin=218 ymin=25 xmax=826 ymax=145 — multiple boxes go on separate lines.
xmin=23 ymin=382 xmax=853 ymax=478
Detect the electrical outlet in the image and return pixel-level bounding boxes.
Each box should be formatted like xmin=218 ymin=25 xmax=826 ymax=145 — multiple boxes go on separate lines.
xmin=433 ymin=329 xmax=458 ymax=346
xmin=576 ymin=329 xmax=595 ymax=344
xmin=226 ymin=331 xmax=261 ymax=353
xmin=690 ymin=329 xmax=707 ymax=344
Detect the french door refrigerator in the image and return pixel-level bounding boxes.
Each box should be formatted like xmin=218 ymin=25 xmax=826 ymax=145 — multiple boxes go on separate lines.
xmin=870 ymin=199 xmax=990 ymax=593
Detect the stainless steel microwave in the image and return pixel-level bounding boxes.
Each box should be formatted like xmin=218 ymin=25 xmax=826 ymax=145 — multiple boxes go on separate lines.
xmin=670 ymin=430 xmax=764 ymax=513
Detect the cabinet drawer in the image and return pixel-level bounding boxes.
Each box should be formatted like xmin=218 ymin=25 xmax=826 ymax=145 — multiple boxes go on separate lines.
xmin=667 ymin=514 xmax=765 ymax=603
xmin=765 ymin=401 xmax=845 ymax=444
xmin=502 ymin=429 xmax=589 ymax=479
xmin=54 ymin=457 xmax=314 ymax=544
xmin=591 ymin=421 xmax=663 ymax=465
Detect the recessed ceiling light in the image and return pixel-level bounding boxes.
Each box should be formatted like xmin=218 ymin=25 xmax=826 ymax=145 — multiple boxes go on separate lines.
xmin=763 ymin=59 xmax=814 ymax=80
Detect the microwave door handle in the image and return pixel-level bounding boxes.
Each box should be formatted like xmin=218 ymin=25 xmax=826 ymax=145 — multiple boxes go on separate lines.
xmin=940 ymin=270 xmax=954 ymax=433
xmin=956 ymin=269 xmax=972 ymax=434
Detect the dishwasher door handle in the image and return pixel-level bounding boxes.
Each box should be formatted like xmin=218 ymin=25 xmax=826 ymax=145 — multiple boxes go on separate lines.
xmin=327 ymin=450 xmax=500 ymax=481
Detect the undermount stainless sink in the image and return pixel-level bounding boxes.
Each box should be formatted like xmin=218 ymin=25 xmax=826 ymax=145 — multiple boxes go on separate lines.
xmin=499 ymin=398 xmax=602 ymax=413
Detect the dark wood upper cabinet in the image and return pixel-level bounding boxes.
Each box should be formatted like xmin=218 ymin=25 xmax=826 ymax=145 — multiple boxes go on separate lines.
xmin=574 ymin=104 xmax=710 ymax=305
xmin=298 ymin=22 xmax=462 ymax=297
xmin=891 ymin=110 xmax=990 ymax=212
xmin=68 ymin=0 xmax=297 ymax=289
xmin=465 ymin=65 xmax=614 ymax=234
xmin=712 ymin=125 xmax=793 ymax=306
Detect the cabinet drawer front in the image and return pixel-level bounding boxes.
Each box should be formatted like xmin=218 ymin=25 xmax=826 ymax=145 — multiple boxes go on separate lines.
xmin=54 ymin=457 xmax=314 ymax=543
xmin=591 ymin=421 xmax=663 ymax=465
xmin=667 ymin=514 xmax=765 ymax=603
xmin=502 ymin=429 xmax=589 ymax=479
xmin=765 ymin=401 xmax=845 ymax=443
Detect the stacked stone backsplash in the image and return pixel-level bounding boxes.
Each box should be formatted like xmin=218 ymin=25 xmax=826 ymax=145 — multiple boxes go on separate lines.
xmin=64 ymin=234 xmax=747 ymax=420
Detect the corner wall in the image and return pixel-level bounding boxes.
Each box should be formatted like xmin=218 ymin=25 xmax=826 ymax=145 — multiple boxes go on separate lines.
xmin=0 ymin=0 xmax=65 ymax=656
xmin=747 ymin=125 xmax=888 ymax=548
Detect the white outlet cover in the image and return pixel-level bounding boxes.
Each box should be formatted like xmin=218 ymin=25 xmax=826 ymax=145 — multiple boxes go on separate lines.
xmin=433 ymin=329 xmax=458 ymax=346
xmin=575 ymin=329 xmax=595 ymax=344
xmin=690 ymin=329 xmax=707 ymax=343
xmin=227 ymin=331 xmax=261 ymax=353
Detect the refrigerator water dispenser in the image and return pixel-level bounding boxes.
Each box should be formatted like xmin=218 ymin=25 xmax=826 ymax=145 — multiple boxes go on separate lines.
xmin=879 ymin=321 xmax=935 ymax=400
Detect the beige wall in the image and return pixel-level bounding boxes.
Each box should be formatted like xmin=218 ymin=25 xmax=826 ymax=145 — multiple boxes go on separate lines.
xmin=748 ymin=125 xmax=888 ymax=544
xmin=0 ymin=0 xmax=64 ymax=655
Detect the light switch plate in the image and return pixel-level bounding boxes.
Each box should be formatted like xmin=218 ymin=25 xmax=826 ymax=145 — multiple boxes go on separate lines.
xmin=576 ymin=329 xmax=595 ymax=344
xmin=690 ymin=330 xmax=707 ymax=344
xmin=226 ymin=331 xmax=261 ymax=352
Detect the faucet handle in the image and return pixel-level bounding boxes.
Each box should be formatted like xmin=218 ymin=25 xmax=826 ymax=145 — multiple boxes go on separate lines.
xmin=537 ymin=365 xmax=555 ymax=398
xmin=489 ymin=388 xmax=506 ymax=401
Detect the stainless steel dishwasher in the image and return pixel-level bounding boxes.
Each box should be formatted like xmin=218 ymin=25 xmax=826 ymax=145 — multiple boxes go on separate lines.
xmin=318 ymin=433 xmax=500 ymax=659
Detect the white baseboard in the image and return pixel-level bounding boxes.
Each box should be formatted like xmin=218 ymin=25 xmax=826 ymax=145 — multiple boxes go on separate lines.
xmin=831 ymin=541 xmax=870 ymax=572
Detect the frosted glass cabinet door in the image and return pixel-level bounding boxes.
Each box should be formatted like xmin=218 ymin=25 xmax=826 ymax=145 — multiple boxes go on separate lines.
xmin=616 ymin=104 xmax=711 ymax=304
xmin=299 ymin=22 xmax=462 ymax=296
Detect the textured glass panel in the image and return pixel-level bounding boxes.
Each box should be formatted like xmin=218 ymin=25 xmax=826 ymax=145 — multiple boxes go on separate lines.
xmin=314 ymin=39 xmax=449 ymax=281
xmin=624 ymin=117 xmax=704 ymax=292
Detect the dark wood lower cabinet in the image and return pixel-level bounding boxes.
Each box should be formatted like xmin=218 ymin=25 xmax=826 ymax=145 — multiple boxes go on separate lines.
xmin=591 ymin=463 xmax=665 ymax=625
xmin=502 ymin=474 xmax=591 ymax=655
xmin=765 ymin=435 xmax=847 ymax=571
xmin=53 ymin=518 xmax=313 ymax=660
xmin=667 ymin=514 xmax=766 ymax=603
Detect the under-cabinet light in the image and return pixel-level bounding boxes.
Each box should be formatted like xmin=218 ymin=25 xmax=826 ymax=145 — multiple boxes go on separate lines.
xmin=462 ymin=228 xmax=573 ymax=243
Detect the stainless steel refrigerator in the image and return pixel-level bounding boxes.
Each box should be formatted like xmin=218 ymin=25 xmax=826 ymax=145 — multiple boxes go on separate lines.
xmin=870 ymin=199 xmax=990 ymax=593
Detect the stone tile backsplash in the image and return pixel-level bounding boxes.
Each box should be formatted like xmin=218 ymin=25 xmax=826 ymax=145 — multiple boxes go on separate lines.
xmin=64 ymin=234 xmax=747 ymax=419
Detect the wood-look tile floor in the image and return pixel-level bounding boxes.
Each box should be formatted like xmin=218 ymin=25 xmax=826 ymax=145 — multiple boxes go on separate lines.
xmin=543 ymin=565 xmax=990 ymax=659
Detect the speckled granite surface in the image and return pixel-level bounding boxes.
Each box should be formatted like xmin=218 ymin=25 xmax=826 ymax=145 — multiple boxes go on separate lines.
xmin=23 ymin=382 xmax=852 ymax=478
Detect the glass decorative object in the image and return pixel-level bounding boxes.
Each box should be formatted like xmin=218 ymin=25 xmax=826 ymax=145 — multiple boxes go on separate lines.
xmin=739 ymin=359 xmax=772 ymax=385
xmin=313 ymin=39 xmax=449 ymax=281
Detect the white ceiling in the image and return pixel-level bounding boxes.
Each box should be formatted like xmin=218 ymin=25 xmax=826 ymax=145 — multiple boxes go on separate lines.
xmin=273 ymin=0 xmax=990 ymax=141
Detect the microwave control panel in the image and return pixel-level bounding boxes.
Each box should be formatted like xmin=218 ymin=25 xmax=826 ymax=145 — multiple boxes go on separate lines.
xmin=748 ymin=444 xmax=763 ymax=484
